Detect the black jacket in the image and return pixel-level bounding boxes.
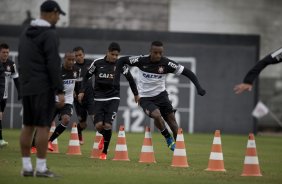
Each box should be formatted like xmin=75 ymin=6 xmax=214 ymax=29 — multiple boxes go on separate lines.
xmin=18 ymin=24 xmax=64 ymax=96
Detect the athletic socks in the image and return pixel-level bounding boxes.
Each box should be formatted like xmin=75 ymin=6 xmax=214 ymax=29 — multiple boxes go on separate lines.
xmin=22 ymin=157 xmax=33 ymax=172
xmin=161 ymin=128 xmax=172 ymax=139
xmin=102 ymin=129 xmax=112 ymax=154
xmin=36 ymin=158 xmax=47 ymax=172
xmin=0 ymin=120 xmax=2 ymax=140
xmin=49 ymin=123 xmax=66 ymax=142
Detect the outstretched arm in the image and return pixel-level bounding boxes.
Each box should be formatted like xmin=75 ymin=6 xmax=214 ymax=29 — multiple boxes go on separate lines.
xmin=122 ymin=65 xmax=139 ymax=103
xmin=181 ymin=67 xmax=206 ymax=96
xmin=234 ymin=49 xmax=282 ymax=94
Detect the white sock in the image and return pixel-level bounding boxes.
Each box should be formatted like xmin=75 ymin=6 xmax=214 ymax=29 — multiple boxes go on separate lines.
xmin=22 ymin=157 xmax=33 ymax=171
xmin=36 ymin=158 xmax=47 ymax=172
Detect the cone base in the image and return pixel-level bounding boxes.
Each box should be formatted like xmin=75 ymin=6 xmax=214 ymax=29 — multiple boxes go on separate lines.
xmin=171 ymin=164 xmax=189 ymax=168
xmin=112 ymin=158 xmax=130 ymax=161
xmin=139 ymin=160 xmax=156 ymax=163
xmin=241 ymin=173 xmax=262 ymax=177
xmin=66 ymin=153 xmax=82 ymax=155
xmin=205 ymin=168 xmax=226 ymax=172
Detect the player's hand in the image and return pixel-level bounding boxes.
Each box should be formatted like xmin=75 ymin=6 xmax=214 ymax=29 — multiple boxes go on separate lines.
xmin=78 ymin=93 xmax=84 ymax=103
xmin=56 ymin=93 xmax=65 ymax=108
xmin=134 ymin=95 xmax=140 ymax=105
xmin=197 ymin=88 xmax=206 ymax=96
xmin=233 ymin=83 xmax=253 ymax=94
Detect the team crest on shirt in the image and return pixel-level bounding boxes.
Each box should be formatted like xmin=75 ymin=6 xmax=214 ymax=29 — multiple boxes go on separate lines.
xmin=158 ymin=66 xmax=164 ymax=73
xmin=73 ymin=71 xmax=77 ymax=78
xmin=6 ymin=66 xmax=11 ymax=72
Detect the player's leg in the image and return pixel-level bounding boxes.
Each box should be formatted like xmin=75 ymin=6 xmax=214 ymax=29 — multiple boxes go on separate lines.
xmin=74 ymin=100 xmax=87 ymax=144
xmin=49 ymin=104 xmax=73 ymax=148
xmin=99 ymin=99 xmax=119 ymax=159
xmin=0 ymin=99 xmax=8 ymax=147
xmin=140 ymin=94 xmax=175 ymax=151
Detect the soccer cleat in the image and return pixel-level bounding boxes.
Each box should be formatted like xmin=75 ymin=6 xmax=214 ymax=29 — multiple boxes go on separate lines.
xmin=78 ymin=134 xmax=84 ymax=145
xmin=99 ymin=153 xmax=107 ymax=160
xmin=166 ymin=136 xmax=175 ymax=151
xmin=0 ymin=139 xmax=8 ymax=147
xmin=35 ymin=170 xmax=55 ymax=178
xmin=98 ymin=137 xmax=104 ymax=150
xmin=30 ymin=147 xmax=37 ymax=154
xmin=48 ymin=141 xmax=54 ymax=152
xmin=21 ymin=170 xmax=34 ymax=177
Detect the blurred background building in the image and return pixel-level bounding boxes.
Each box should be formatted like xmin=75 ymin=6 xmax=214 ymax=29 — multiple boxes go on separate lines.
xmin=0 ymin=0 xmax=281 ymax=131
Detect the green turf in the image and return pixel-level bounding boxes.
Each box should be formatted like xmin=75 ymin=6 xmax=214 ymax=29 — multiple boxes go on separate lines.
xmin=0 ymin=129 xmax=281 ymax=184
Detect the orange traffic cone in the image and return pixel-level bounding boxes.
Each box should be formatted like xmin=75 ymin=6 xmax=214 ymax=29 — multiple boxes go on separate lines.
xmin=48 ymin=121 xmax=59 ymax=153
xmin=205 ymin=130 xmax=226 ymax=171
xmin=241 ymin=133 xmax=262 ymax=176
xmin=171 ymin=128 xmax=189 ymax=167
xmin=139 ymin=126 xmax=156 ymax=163
xmin=66 ymin=122 xmax=82 ymax=155
xmin=112 ymin=125 xmax=129 ymax=161
xmin=90 ymin=131 xmax=103 ymax=158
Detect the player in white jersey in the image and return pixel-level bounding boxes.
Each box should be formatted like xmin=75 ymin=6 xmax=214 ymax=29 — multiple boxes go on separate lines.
xmin=47 ymin=52 xmax=80 ymax=151
xmin=114 ymin=41 xmax=206 ymax=151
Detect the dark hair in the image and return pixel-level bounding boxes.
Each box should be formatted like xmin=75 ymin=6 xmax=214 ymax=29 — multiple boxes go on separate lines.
xmin=73 ymin=46 xmax=84 ymax=53
xmin=0 ymin=43 xmax=9 ymax=50
xmin=108 ymin=42 xmax=121 ymax=52
xmin=151 ymin=41 xmax=163 ymax=47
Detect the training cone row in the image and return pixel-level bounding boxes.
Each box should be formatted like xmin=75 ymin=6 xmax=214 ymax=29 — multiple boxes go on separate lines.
xmin=206 ymin=130 xmax=226 ymax=171
xmin=241 ymin=133 xmax=262 ymax=176
xmin=66 ymin=122 xmax=82 ymax=155
xmin=48 ymin=121 xmax=59 ymax=153
xmin=90 ymin=131 xmax=103 ymax=158
xmin=171 ymin=128 xmax=189 ymax=167
xmin=139 ymin=126 xmax=156 ymax=163
xmin=112 ymin=125 xmax=130 ymax=161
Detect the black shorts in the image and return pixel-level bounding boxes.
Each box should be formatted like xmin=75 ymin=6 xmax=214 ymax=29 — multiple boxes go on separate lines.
xmin=0 ymin=99 xmax=7 ymax=112
xmin=53 ymin=104 xmax=73 ymax=121
xmin=74 ymin=98 xmax=95 ymax=122
xmin=22 ymin=90 xmax=56 ymax=127
xmin=93 ymin=99 xmax=120 ymax=125
xmin=139 ymin=90 xmax=174 ymax=118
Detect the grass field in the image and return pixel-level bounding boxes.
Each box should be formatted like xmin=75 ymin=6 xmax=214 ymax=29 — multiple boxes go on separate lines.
xmin=0 ymin=129 xmax=282 ymax=184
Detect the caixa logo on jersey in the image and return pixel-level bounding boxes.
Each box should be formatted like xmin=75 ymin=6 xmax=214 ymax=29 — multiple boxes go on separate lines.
xmin=168 ymin=62 xmax=177 ymax=69
xmin=142 ymin=73 xmax=162 ymax=79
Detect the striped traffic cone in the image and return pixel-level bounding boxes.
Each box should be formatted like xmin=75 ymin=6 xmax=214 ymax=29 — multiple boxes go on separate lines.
xmin=90 ymin=131 xmax=103 ymax=158
xmin=112 ymin=125 xmax=130 ymax=161
xmin=139 ymin=126 xmax=156 ymax=163
xmin=241 ymin=133 xmax=262 ymax=176
xmin=171 ymin=128 xmax=189 ymax=167
xmin=205 ymin=130 xmax=226 ymax=171
xmin=48 ymin=121 xmax=59 ymax=153
xmin=66 ymin=122 xmax=82 ymax=155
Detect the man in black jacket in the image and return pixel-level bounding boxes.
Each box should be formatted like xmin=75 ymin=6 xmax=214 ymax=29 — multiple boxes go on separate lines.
xmin=18 ymin=0 xmax=65 ymax=178
xmin=0 ymin=43 xmax=20 ymax=147
xmin=234 ymin=48 xmax=282 ymax=94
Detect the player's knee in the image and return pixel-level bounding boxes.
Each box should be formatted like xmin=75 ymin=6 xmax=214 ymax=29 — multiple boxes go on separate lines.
xmin=104 ymin=123 xmax=112 ymax=130
xmin=95 ymin=122 xmax=103 ymax=131
xmin=79 ymin=122 xmax=87 ymax=129
xmin=61 ymin=116 xmax=70 ymax=126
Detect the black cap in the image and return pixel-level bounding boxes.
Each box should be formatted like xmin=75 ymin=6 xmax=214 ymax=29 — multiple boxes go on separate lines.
xmin=40 ymin=0 xmax=66 ymax=16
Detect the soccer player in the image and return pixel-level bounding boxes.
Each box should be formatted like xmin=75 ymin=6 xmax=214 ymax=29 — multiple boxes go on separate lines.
xmin=113 ymin=41 xmax=206 ymax=151
xmin=73 ymin=46 xmax=95 ymax=145
xmin=79 ymin=42 xmax=139 ymax=160
xmin=48 ymin=52 xmax=80 ymax=150
xmin=234 ymin=47 xmax=282 ymax=94
xmin=18 ymin=0 xmax=65 ymax=177
xmin=0 ymin=43 xmax=20 ymax=147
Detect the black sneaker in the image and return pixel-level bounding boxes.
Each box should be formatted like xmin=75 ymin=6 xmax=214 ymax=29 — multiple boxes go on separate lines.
xmin=35 ymin=170 xmax=55 ymax=178
xmin=21 ymin=170 xmax=34 ymax=177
